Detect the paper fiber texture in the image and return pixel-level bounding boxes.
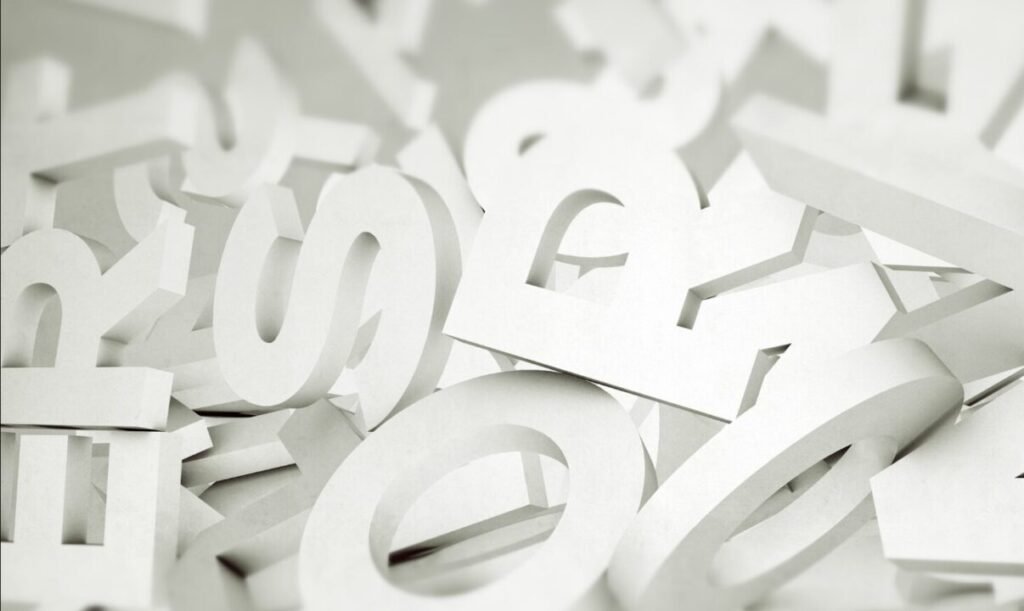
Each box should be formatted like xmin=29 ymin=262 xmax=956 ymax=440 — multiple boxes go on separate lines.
xmin=1 ymin=1 xmax=1021 ymax=609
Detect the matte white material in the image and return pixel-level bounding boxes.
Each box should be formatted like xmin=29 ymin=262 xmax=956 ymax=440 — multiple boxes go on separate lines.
xmin=313 ymin=0 xmax=436 ymax=129
xmin=2 ymin=59 xmax=197 ymax=247
xmin=300 ymin=371 xmax=654 ymax=610
xmin=214 ymin=166 xmax=458 ymax=429
xmin=1 ymin=218 xmax=192 ymax=429
xmin=1 ymin=431 xmax=180 ymax=608
xmin=872 ymin=384 xmax=1024 ymax=575
xmin=735 ymin=95 xmax=1024 ymax=290
xmin=608 ymin=339 xmax=963 ymax=610
xmin=447 ymin=130 xmax=888 ymax=421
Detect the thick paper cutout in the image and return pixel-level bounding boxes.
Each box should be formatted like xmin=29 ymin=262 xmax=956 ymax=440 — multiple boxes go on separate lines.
xmin=2 ymin=58 xmax=197 ymax=248
xmin=735 ymin=95 xmax=1024 ymax=290
xmin=446 ymin=130 xmax=871 ymax=421
xmin=1 ymin=218 xmax=192 ymax=429
xmin=170 ymin=401 xmax=361 ymax=611
xmin=300 ymin=371 xmax=654 ymax=610
xmin=872 ymin=383 xmax=1024 ymax=575
xmin=215 ymin=165 xmax=458 ymax=429
xmin=1 ymin=430 xmax=180 ymax=608
xmin=608 ymin=339 xmax=963 ymax=611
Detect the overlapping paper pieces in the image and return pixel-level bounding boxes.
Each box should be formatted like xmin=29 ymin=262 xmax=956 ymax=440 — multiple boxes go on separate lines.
xmin=1 ymin=0 xmax=1022 ymax=609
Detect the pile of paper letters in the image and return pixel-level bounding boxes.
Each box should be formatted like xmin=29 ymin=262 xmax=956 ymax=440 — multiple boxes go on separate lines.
xmin=1 ymin=0 xmax=1021 ymax=609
